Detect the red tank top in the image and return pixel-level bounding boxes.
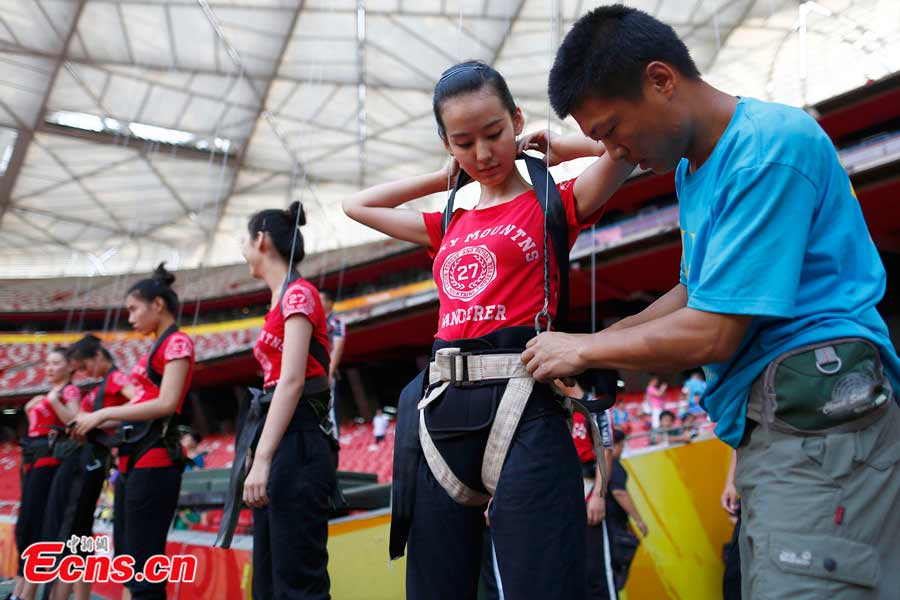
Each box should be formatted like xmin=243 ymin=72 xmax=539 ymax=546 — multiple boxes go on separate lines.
xmin=118 ymin=332 xmax=194 ymax=473
xmin=253 ymin=278 xmax=330 ymax=389
xmin=27 ymin=383 xmax=81 ymax=468
xmin=422 ymin=178 xmax=600 ymax=340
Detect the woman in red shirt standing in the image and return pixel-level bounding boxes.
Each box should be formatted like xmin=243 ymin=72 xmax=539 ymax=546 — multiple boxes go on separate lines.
xmin=239 ymin=201 xmax=335 ymax=599
xmin=71 ymin=264 xmax=194 ymax=600
xmin=343 ymin=61 xmax=632 ymax=599
xmin=42 ymin=335 xmax=133 ymax=600
xmin=14 ymin=347 xmax=80 ymax=600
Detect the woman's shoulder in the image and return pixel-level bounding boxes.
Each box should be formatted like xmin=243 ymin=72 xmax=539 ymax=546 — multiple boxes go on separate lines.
xmin=162 ymin=331 xmax=194 ymax=361
xmin=281 ymin=278 xmax=320 ymax=317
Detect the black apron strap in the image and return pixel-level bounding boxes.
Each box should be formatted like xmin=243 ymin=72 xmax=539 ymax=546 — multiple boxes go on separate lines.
xmin=215 ymin=387 xmax=269 ymax=549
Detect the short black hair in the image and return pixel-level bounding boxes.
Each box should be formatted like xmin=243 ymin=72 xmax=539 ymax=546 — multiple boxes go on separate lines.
xmin=433 ymin=60 xmax=516 ymax=141
xmin=67 ymin=333 xmax=113 ymax=362
xmin=320 ymin=290 xmax=335 ymax=302
xmin=549 ymin=4 xmax=700 ymax=117
xmin=128 ymin=263 xmax=179 ymax=315
xmin=660 ymin=410 xmax=676 ymax=421
xmin=613 ymin=428 xmax=626 ymax=444
xmin=248 ymin=201 xmax=307 ymax=265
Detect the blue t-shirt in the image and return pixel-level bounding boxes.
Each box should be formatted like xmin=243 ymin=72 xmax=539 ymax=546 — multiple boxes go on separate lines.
xmin=676 ymin=97 xmax=900 ymax=448
xmin=682 ymin=378 xmax=707 ymax=409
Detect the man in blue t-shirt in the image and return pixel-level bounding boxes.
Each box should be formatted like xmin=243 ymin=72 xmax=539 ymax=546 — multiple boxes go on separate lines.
xmin=523 ymin=6 xmax=900 ymax=598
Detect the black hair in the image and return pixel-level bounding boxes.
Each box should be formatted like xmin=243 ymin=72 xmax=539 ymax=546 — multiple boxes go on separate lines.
xmin=183 ymin=431 xmax=203 ymax=444
xmin=247 ymin=201 xmax=306 ymax=265
xmin=613 ymin=428 xmax=626 ymax=444
xmin=660 ymin=410 xmax=676 ymax=422
xmin=67 ymin=333 xmax=113 ymax=362
xmin=433 ymin=60 xmax=517 ymax=141
xmin=128 ymin=262 xmax=179 ymax=314
xmin=549 ymin=4 xmax=700 ymax=117
xmin=320 ymin=290 xmax=335 ymax=302
xmin=48 ymin=346 xmax=69 ymax=359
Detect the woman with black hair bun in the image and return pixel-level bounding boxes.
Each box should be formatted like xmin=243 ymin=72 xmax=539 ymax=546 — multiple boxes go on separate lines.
xmin=13 ymin=347 xmax=80 ymax=600
xmin=40 ymin=334 xmax=134 ymax=600
xmin=344 ymin=60 xmax=634 ymax=599
xmin=237 ymin=200 xmax=336 ymax=599
xmin=70 ymin=263 xmax=194 ymax=600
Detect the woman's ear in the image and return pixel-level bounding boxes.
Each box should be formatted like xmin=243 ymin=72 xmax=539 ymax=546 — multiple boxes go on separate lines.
xmin=513 ymin=106 xmax=525 ymax=136
xmin=152 ymin=296 xmax=166 ymax=314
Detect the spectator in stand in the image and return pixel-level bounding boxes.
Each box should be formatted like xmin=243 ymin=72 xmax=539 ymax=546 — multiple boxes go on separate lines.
xmin=181 ymin=431 xmax=206 ymax=470
xmin=650 ymin=410 xmax=693 ymax=446
xmin=680 ymin=371 xmax=707 ymax=416
xmin=680 ymin=412 xmax=700 ymax=440
xmin=645 ymin=375 xmax=668 ymax=429
xmin=606 ymin=429 xmax=648 ymax=592
xmin=371 ymin=408 xmax=389 ymax=448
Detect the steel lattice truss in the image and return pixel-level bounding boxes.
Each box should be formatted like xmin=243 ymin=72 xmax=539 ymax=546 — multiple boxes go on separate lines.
xmin=0 ymin=0 xmax=898 ymax=277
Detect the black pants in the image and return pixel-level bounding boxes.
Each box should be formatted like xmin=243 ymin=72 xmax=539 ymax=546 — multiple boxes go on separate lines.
xmin=723 ymin=515 xmax=742 ymax=600
xmin=406 ymin=409 xmax=586 ymax=600
xmin=252 ymin=404 xmax=335 ymax=600
xmin=586 ymin=521 xmax=618 ymax=600
xmin=114 ymin=465 xmax=182 ymax=600
xmin=16 ymin=464 xmax=58 ymax=576
xmin=43 ymin=448 xmax=108 ymax=544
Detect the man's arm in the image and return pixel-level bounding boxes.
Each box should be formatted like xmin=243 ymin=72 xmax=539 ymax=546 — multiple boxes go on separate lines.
xmin=523 ymin=307 xmax=751 ymax=381
xmin=611 ymin=489 xmax=648 ymax=537
xmin=605 ymin=284 xmax=688 ymax=332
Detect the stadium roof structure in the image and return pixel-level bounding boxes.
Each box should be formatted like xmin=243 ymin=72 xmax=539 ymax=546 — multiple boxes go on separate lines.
xmin=0 ymin=0 xmax=898 ymax=278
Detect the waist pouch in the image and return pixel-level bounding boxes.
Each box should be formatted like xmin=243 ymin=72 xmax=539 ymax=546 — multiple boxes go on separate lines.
xmin=52 ymin=438 xmax=82 ymax=461
xmin=117 ymin=419 xmax=183 ymax=471
xmin=20 ymin=436 xmax=52 ymax=466
xmin=748 ymin=337 xmax=894 ymax=435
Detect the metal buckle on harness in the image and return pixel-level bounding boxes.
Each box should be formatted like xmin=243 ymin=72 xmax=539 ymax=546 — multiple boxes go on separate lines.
xmin=449 ymin=352 xmax=473 ymax=386
xmin=119 ymin=424 xmax=135 ymax=444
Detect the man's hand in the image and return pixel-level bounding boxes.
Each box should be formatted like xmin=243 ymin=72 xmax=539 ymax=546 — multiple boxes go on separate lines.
xmin=587 ymin=491 xmax=606 ymax=526
xmin=522 ymin=332 xmax=588 ymax=382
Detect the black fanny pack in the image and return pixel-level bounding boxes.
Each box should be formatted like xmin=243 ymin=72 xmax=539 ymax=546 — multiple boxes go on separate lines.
xmin=748 ymin=337 xmax=894 ymax=435
xmin=116 ymin=418 xmax=184 ymax=472
xmin=20 ymin=436 xmax=53 ymax=467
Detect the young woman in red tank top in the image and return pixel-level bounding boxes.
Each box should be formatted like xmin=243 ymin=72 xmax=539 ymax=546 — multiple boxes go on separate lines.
xmin=239 ymin=201 xmax=335 ymax=599
xmin=344 ymin=61 xmax=633 ymax=600
xmin=70 ymin=264 xmax=194 ymax=600
xmin=14 ymin=347 xmax=80 ymax=600
xmin=42 ymin=335 xmax=134 ymax=600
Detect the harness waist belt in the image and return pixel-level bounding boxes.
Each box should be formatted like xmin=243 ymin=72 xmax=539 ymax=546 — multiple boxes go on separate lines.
xmin=418 ymin=347 xmax=608 ymax=507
